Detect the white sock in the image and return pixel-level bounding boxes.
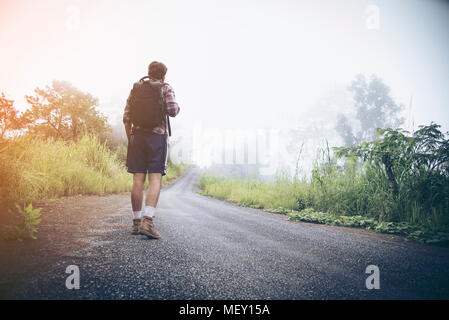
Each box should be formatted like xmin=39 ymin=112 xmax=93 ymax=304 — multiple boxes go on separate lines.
xmin=143 ymin=206 xmax=156 ymax=218
xmin=133 ymin=211 xmax=142 ymax=219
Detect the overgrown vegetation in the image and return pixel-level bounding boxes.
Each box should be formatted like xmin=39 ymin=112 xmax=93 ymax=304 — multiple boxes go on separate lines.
xmin=200 ymin=123 xmax=449 ymax=244
xmin=335 ymin=123 xmax=449 ymax=226
xmin=164 ymin=159 xmax=187 ymax=184
xmin=266 ymin=208 xmax=449 ymax=244
xmin=0 ymin=134 xmax=132 ymax=212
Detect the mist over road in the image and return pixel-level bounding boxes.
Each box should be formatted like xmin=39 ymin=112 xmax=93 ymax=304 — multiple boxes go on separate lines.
xmin=3 ymin=168 xmax=449 ymax=299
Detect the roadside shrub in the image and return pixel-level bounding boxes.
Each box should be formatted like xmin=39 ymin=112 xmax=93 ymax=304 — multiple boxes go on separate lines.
xmin=335 ymin=123 xmax=449 ymax=226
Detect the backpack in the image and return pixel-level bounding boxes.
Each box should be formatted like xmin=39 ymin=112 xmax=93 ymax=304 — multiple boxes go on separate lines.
xmin=129 ymin=76 xmax=171 ymax=134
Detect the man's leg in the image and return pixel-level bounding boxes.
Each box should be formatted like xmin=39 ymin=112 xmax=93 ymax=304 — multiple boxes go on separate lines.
xmin=129 ymin=173 xmax=146 ymax=235
xmin=140 ymin=173 xmax=162 ymax=239
xmin=145 ymin=173 xmax=163 ymax=208
xmin=131 ymin=173 xmax=147 ymax=211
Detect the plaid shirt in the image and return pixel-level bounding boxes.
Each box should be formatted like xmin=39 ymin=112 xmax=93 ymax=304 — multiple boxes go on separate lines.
xmin=123 ymin=80 xmax=180 ymax=135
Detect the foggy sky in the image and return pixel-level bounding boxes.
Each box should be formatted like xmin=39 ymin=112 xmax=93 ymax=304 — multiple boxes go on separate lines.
xmin=1 ymin=0 xmax=448 ymax=135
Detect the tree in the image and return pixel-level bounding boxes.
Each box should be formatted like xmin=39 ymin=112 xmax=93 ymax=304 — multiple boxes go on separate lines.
xmin=24 ymin=80 xmax=110 ymax=140
xmin=336 ymin=74 xmax=404 ymax=146
xmin=0 ymin=92 xmax=20 ymax=140
xmin=336 ymin=114 xmax=355 ymax=147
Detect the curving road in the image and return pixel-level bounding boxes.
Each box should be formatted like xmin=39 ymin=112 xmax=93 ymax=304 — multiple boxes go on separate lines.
xmin=4 ymin=168 xmax=449 ymax=299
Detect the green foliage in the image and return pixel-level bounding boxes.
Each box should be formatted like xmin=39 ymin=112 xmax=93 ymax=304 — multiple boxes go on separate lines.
xmin=283 ymin=208 xmax=449 ymax=244
xmin=3 ymin=204 xmax=42 ymax=240
xmin=335 ymin=123 xmax=449 ymax=225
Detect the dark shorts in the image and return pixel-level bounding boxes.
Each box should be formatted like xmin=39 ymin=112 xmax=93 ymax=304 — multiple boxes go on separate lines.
xmin=126 ymin=131 xmax=168 ymax=176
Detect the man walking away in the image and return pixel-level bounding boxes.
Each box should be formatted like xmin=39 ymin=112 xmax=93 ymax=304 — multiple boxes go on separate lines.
xmin=123 ymin=61 xmax=180 ymax=239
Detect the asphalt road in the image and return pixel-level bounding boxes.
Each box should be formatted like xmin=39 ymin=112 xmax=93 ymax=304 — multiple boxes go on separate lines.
xmin=5 ymin=168 xmax=449 ymax=299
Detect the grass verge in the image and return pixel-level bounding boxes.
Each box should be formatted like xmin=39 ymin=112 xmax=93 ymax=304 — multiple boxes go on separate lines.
xmin=199 ymin=174 xmax=449 ymax=245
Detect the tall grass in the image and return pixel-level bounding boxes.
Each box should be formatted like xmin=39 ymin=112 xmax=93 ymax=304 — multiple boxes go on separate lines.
xmin=199 ymin=174 xmax=313 ymax=210
xmin=200 ymin=146 xmax=449 ymax=229
xmin=163 ymin=160 xmax=187 ymax=184
xmin=0 ymin=133 xmax=187 ymax=217
xmin=0 ymin=134 xmax=132 ymax=215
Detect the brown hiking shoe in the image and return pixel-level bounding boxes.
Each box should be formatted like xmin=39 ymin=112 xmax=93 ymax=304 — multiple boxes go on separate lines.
xmin=139 ymin=216 xmax=161 ymax=239
xmin=131 ymin=218 xmax=141 ymax=235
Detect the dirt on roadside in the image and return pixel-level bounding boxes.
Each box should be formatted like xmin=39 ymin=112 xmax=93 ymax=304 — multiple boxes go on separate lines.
xmin=0 ymin=193 xmax=130 ymax=298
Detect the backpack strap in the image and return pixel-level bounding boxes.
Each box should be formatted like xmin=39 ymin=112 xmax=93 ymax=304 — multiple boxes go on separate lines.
xmin=166 ymin=113 xmax=172 ymax=137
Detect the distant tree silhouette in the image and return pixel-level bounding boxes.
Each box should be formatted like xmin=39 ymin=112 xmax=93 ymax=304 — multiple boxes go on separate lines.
xmin=336 ymin=74 xmax=404 ymax=146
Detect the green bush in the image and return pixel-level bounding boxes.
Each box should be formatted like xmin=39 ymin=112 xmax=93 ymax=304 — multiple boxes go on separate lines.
xmin=282 ymin=208 xmax=449 ymax=244
xmin=335 ymin=123 xmax=449 ymax=226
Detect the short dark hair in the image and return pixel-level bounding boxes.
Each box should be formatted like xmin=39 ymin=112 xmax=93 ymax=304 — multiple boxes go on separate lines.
xmin=148 ymin=61 xmax=167 ymax=80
